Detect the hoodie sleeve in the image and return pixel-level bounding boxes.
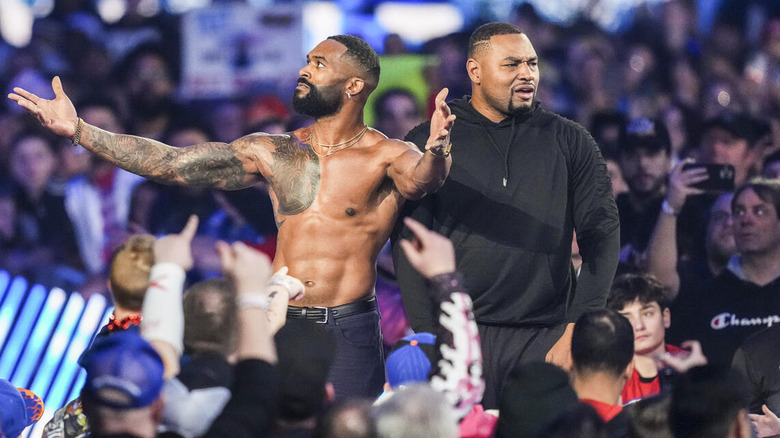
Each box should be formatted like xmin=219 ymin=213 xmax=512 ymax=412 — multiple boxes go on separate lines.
xmin=390 ymin=121 xmax=439 ymax=333
xmin=566 ymin=126 xmax=620 ymax=323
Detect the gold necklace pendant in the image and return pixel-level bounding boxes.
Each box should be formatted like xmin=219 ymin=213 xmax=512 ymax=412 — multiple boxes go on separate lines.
xmin=309 ymin=126 xmax=369 ymax=158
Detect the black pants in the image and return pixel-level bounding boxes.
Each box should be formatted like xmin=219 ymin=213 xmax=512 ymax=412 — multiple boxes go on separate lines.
xmin=478 ymin=322 xmax=566 ymax=409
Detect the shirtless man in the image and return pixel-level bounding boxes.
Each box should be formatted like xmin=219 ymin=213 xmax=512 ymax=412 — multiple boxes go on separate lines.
xmin=8 ymin=34 xmax=455 ymax=399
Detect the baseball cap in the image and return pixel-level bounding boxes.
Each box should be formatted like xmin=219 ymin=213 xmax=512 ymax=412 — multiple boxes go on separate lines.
xmin=385 ymin=332 xmax=437 ymax=388
xmin=0 ymin=379 xmax=44 ymax=437
xmin=618 ymin=117 xmax=671 ymax=154
xmin=80 ymin=329 xmax=165 ymax=409
xmin=703 ymin=112 xmax=757 ymax=146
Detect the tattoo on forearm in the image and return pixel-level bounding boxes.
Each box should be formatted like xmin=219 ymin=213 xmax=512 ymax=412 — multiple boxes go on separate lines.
xmin=89 ymin=129 xmax=246 ymax=188
xmin=267 ymin=136 xmax=320 ymax=215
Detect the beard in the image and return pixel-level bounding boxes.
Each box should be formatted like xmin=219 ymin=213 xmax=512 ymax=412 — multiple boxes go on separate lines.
xmin=507 ymin=94 xmax=536 ymax=117
xmin=292 ymin=79 xmax=343 ymax=118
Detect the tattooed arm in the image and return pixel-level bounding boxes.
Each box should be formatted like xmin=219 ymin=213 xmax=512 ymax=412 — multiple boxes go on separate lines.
xmin=387 ymin=88 xmax=454 ymax=200
xmin=8 ymin=76 xmax=264 ymax=189
xmin=83 ymin=127 xmax=263 ymax=189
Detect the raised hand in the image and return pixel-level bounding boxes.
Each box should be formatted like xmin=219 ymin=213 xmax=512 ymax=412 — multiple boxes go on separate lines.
xmin=7 ymin=76 xmax=79 ymax=138
xmin=425 ymin=88 xmax=456 ymax=156
xmin=216 ymin=240 xmax=272 ymax=297
xmin=399 ymin=216 xmax=456 ymax=279
xmin=154 ymin=215 xmax=198 ymax=270
xmin=666 ymin=159 xmax=708 ymax=213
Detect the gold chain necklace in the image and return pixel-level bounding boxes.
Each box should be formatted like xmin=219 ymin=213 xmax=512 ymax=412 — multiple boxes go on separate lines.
xmin=309 ymin=125 xmax=368 ymax=158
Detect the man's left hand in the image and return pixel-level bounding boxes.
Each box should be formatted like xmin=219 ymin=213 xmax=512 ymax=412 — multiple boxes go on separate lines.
xmin=546 ymin=323 xmax=574 ymax=370
xmin=425 ymin=88 xmax=456 ymax=156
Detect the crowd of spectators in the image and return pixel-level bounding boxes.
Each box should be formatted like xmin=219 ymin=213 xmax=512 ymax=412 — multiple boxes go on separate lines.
xmin=3 ymin=0 xmax=780 ymax=436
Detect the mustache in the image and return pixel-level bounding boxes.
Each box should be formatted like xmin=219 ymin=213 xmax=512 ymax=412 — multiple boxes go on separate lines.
xmin=297 ymin=78 xmax=313 ymax=87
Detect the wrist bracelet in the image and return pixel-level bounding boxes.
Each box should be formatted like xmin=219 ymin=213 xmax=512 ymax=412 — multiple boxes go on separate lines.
xmin=427 ymin=142 xmax=452 ymax=158
xmin=237 ymin=294 xmax=270 ymax=310
xmin=72 ymin=118 xmax=84 ymax=146
xmin=661 ymin=199 xmax=679 ymax=216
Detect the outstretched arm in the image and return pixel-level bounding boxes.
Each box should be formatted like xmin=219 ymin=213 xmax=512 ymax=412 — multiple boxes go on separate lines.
xmin=389 ymin=88 xmax=455 ymax=200
xmin=8 ymin=76 xmax=262 ymax=189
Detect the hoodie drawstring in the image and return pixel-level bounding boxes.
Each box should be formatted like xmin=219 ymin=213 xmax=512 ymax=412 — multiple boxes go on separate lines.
xmin=480 ymin=117 xmax=518 ymax=187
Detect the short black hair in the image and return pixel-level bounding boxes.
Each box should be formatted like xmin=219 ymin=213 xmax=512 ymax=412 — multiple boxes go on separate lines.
xmin=572 ymin=309 xmax=634 ymax=378
xmin=468 ymin=22 xmax=523 ymax=58
xmin=327 ymin=35 xmax=380 ymax=90
xmin=606 ymin=273 xmax=671 ymax=312
xmin=733 ymin=177 xmax=780 ymax=218
xmin=670 ymin=366 xmax=750 ymax=438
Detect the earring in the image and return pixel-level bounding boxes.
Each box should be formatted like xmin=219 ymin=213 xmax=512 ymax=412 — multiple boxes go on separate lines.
xmin=347 ymin=92 xmax=351 ymax=99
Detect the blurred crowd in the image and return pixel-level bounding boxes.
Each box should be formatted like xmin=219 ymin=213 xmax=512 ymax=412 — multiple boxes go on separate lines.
xmin=3 ymin=0 xmax=780 ymax=436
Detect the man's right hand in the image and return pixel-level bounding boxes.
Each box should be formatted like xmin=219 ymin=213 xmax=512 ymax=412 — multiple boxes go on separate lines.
xmin=7 ymin=76 xmax=78 ymax=138
xmin=665 ymin=159 xmax=708 ymax=213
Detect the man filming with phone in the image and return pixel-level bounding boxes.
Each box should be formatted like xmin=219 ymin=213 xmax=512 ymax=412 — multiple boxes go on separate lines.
xmin=615 ymin=117 xmax=674 ymax=272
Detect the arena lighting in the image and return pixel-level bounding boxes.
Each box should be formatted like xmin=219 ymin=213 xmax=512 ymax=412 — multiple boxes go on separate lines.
xmin=96 ymin=0 xmax=127 ymax=23
xmin=138 ymin=0 xmax=162 ymax=17
xmin=0 ymin=0 xmax=34 ymax=47
xmin=165 ymin=0 xmax=212 ymax=14
xmin=303 ymin=2 xmax=343 ymax=52
xmin=0 ymin=270 xmax=110 ymax=438
xmin=375 ymin=2 xmax=462 ymax=45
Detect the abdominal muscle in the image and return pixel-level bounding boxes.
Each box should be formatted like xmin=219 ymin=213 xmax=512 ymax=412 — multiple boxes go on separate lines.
xmin=273 ymin=212 xmax=391 ymax=308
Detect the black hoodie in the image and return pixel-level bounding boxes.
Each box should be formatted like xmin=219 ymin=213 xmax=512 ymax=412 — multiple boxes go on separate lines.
xmin=391 ymin=97 xmax=620 ymax=329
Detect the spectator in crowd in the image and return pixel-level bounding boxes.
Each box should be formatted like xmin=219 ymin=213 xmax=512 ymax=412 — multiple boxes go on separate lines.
xmin=43 ymin=233 xmax=155 ymax=438
xmin=0 ymin=379 xmax=44 ymax=438
xmin=606 ymin=273 xmax=706 ymax=404
xmin=696 ymin=112 xmax=762 ymax=188
xmin=690 ymin=178 xmax=780 ymax=366
xmin=644 ymin=159 xmax=735 ymax=299
xmin=269 ymin=320 xmax=336 ymax=438
xmin=570 ymin=308 xmax=633 ymax=433
xmin=495 ymin=362 xmax=579 ymax=438
xmin=623 ymin=394 xmax=673 ymax=438
xmin=731 ymin=325 xmax=780 ymax=434
xmin=10 ymin=34 xmax=455 ymax=400
xmin=372 ymin=88 xmax=423 ymax=141
xmin=372 ymin=384 xmax=457 ymax=438
xmin=64 ymin=100 xmax=143 ymax=281
xmin=669 ymin=366 xmax=752 ymax=438
xmin=615 ymin=117 xmax=673 ymax=270
xmin=393 ymin=21 xmax=620 ymax=410
xmin=314 ymin=398 xmax=374 ymax=438
xmin=6 ymin=129 xmax=83 ymax=288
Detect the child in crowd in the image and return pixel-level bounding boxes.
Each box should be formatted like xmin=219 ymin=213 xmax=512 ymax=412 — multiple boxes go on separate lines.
xmin=607 ymin=273 xmax=706 ymax=404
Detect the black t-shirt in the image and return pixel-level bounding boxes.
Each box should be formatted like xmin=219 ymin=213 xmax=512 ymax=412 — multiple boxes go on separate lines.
xmin=691 ymin=269 xmax=780 ymax=367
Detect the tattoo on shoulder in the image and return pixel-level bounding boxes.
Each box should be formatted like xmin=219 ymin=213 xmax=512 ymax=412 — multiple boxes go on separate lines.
xmin=267 ymin=135 xmax=320 ymax=215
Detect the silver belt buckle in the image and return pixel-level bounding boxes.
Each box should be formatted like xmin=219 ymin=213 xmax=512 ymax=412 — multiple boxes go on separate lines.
xmin=314 ymin=306 xmax=329 ymax=323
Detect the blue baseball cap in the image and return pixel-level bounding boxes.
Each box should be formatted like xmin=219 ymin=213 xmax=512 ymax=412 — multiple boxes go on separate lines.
xmin=0 ymin=379 xmax=44 ymax=437
xmin=81 ymin=329 xmax=165 ymax=409
xmin=385 ymin=332 xmax=437 ymax=388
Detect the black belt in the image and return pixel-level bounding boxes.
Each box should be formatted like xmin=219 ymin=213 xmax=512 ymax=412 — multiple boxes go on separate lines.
xmin=286 ymin=296 xmax=377 ymax=324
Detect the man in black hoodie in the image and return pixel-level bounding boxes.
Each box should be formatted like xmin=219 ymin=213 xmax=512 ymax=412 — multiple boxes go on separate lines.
xmin=392 ymin=22 xmax=620 ymax=409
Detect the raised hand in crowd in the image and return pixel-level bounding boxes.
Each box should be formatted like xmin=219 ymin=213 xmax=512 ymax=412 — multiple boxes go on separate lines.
xmin=655 ymin=339 xmax=708 ymax=373
xmin=398 ymin=216 xmax=456 ymax=279
xmin=750 ymin=404 xmax=780 ymax=437
xmin=142 ymin=214 xmax=199 ymax=378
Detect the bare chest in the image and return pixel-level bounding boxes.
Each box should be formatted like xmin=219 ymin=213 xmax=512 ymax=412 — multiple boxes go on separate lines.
xmin=265 ymin=137 xmax=395 ymax=220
